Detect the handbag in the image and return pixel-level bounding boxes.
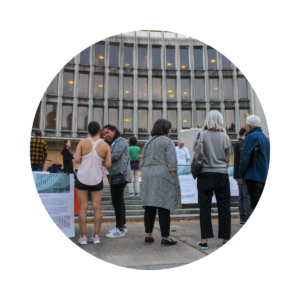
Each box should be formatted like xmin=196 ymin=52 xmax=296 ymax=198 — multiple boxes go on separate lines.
xmin=191 ymin=131 xmax=204 ymax=179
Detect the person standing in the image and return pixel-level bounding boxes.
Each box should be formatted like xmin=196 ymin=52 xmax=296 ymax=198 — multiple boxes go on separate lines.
xmin=30 ymin=130 xmax=48 ymax=171
xmin=127 ymin=137 xmax=141 ymax=196
xmin=240 ymin=115 xmax=270 ymax=210
xmin=175 ymin=138 xmax=191 ymax=165
xmin=234 ymin=127 xmax=253 ymax=226
xmin=103 ymin=124 xmax=132 ymax=238
xmin=141 ymin=119 xmax=181 ymax=246
xmin=61 ymin=140 xmax=74 ymax=174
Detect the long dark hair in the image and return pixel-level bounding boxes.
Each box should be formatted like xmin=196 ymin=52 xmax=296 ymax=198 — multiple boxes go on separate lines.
xmin=103 ymin=124 xmax=122 ymax=143
xmin=151 ymin=119 xmax=172 ymax=136
xmin=61 ymin=140 xmax=69 ymax=155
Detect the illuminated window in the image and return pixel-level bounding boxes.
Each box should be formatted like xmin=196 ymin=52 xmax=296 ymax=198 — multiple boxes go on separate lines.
xmin=62 ymin=105 xmax=73 ymax=130
xmin=45 ymin=103 xmax=57 ymax=130
xmin=152 ymin=109 xmax=162 ymax=125
xmin=78 ymin=73 xmax=89 ymax=97
xmin=94 ymin=43 xmax=105 ymax=66
xmin=138 ymin=109 xmax=148 ymax=133
xmin=93 ymin=107 xmax=103 ymax=129
xmin=166 ymin=47 xmax=175 ymax=69
xmin=223 ymin=78 xmax=233 ymax=100
xmin=63 ymin=71 xmax=74 ymax=96
xmin=33 ymin=102 xmax=41 ymax=129
xmin=196 ymin=110 xmax=206 ymax=128
xmin=222 ymin=54 xmax=232 ymax=70
xmin=109 ymin=75 xmax=119 ymax=99
xmin=195 ymin=78 xmax=205 ymax=100
xmin=77 ymin=106 xmax=88 ymax=131
xmin=47 ymin=74 xmax=59 ymax=95
xmin=209 ymin=78 xmax=219 ymax=100
xmin=108 ymin=108 xmax=118 ymax=124
xmin=152 ymin=46 xmax=161 ymax=69
xmin=124 ymin=76 xmax=133 ymax=100
xmin=152 ymin=77 xmax=162 ymax=100
xmin=238 ymin=77 xmax=248 ymax=99
xmin=123 ymin=109 xmax=133 ymax=133
xmin=80 ymin=47 xmax=90 ymax=65
xmin=138 ymin=45 xmax=147 ymax=69
xmin=182 ymin=110 xmax=192 ymax=129
xmin=167 ymin=78 xmax=176 ymax=100
xmin=167 ymin=110 xmax=177 ymax=133
xmin=194 ymin=47 xmax=203 ymax=69
xmin=208 ymin=48 xmax=217 ymax=70
xmin=239 ymin=109 xmax=249 ymax=127
xmin=181 ymin=78 xmax=190 ymax=100
xmin=138 ymin=77 xmax=147 ymax=100
xmin=94 ymin=74 xmax=104 ymax=98
xmin=180 ymin=47 xmax=189 ymax=70
xmin=226 ymin=109 xmax=235 ymax=132
xmin=124 ymin=45 xmax=133 ymax=68
xmin=109 ymin=44 xmax=119 ymax=67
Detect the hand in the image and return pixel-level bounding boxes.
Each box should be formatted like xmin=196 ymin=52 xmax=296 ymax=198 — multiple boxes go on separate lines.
xmin=241 ymin=179 xmax=246 ymax=185
xmin=170 ymin=171 xmax=177 ymax=178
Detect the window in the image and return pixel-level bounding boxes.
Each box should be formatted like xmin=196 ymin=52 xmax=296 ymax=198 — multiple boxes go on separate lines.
xmin=109 ymin=108 xmax=118 ymax=124
xmin=180 ymin=47 xmax=189 ymax=70
xmin=124 ymin=45 xmax=133 ymax=68
xmin=238 ymin=77 xmax=248 ymax=99
xmin=33 ymin=102 xmax=41 ymax=128
xmin=109 ymin=75 xmax=119 ymax=99
xmin=138 ymin=46 xmax=147 ymax=69
xmin=68 ymin=57 xmax=75 ymax=64
xmin=123 ymin=76 xmax=133 ymax=100
xmin=78 ymin=73 xmax=89 ymax=97
xmin=77 ymin=106 xmax=88 ymax=131
xmin=182 ymin=110 xmax=192 ymax=129
xmin=45 ymin=103 xmax=57 ymax=130
xmin=63 ymin=71 xmax=74 ymax=96
xmin=181 ymin=78 xmax=190 ymax=100
xmin=93 ymin=107 xmax=103 ymax=129
xmin=80 ymin=47 xmax=90 ymax=65
xmin=223 ymin=78 xmax=233 ymax=100
xmin=226 ymin=109 xmax=235 ymax=132
xmin=222 ymin=55 xmax=232 ymax=70
xmin=167 ymin=110 xmax=177 ymax=132
xmin=138 ymin=109 xmax=148 ymax=133
xmin=167 ymin=78 xmax=176 ymax=100
xmin=94 ymin=74 xmax=104 ymax=98
xmin=166 ymin=47 xmax=175 ymax=69
xmin=152 ymin=46 xmax=161 ymax=69
xmin=195 ymin=78 xmax=205 ymax=100
xmin=152 ymin=77 xmax=162 ymax=100
xmin=209 ymin=78 xmax=219 ymax=100
xmin=138 ymin=77 xmax=147 ymax=100
xmin=61 ymin=105 xmax=73 ymax=130
xmin=194 ymin=47 xmax=203 ymax=69
xmin=239 ymin=109 xmax=249 ymax=127
xmin=152 ymin=109 xmax=162 ymax=125
xmin=208 ymin=48 xmax=217 ymax=70
xmin=123 ymin=109 xmax=133 ymax=133
xmin=47 ymin=74 xmax=58 ymax=94
xmin=94 ymin=43 xmax=105 ymax=66
xmin=196 ymin=110 xmax=206 ymax=128
xmin=109 ymin=44 xmax=119 ymax=67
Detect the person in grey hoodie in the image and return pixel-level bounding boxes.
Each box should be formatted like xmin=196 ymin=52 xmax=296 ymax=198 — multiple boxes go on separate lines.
xmin=103 ymin=124 xmax=132 ymax=238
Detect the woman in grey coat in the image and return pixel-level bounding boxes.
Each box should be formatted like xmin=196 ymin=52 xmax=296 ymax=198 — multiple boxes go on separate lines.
xmin=140 ymin=119 xmax=181 ymax=246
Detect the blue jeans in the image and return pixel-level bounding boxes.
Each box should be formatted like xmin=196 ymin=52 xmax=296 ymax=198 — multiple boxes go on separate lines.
xmin=237 ymin=179 xmax=253 ymax=223
xmin=31 ymin=163 xmax=44 ymax=172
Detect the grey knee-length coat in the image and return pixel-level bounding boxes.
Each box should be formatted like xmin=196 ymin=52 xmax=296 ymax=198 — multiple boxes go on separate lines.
xmin=140 ymin=135 xmax=181 ymax=211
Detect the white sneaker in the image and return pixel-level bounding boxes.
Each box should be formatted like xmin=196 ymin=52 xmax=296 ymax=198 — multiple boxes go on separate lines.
xmin=89 ymin=235 xmax=100 ymax=244
xmin=106 ymin=228 xmax=125 ymax=238
xmin=78 ymin=236 xmax=88 ymax=245
xmin=109 ymin=226 xmax=128 ymax=234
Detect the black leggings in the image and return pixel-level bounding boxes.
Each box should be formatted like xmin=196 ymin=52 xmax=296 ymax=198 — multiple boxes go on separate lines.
xmin=144 ymin=206 xmax=170 ymax=237
xmin=110 ymin=182 xmax=127 ymax=228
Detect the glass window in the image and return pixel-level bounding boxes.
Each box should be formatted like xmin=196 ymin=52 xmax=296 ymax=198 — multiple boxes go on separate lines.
xmin=109 ymin=108 xmax=118 ymax=124
xmin=208 ymin=48 xmax=217 ymax=70
xmin=93 ymin=107 xmax=103 ymax=129
xmin=181 ymin=78 xmax=190 ymax=100
xmin=166 ymin=47 xmax=175 ymax=69
xmin=180 ymin=47 xmax=189 ymax=70
xmin=68 ymin=57 xmax=75 ymax=64
xmin=124 ymin=76 xmax=133 ymax=100
xmin=152 ymin=46 xmax=161 ymax=69
xmin=109 ymin=75 xmax=119 ymax=99
xmin=47 ymin=74 xmax=59 ymax=94
xmin=138 ymin=46 xmax=147 ymax=69
xmin=226 ymin=109 xmax=235 ymax=132
xmin=45 ymin=103 xmax=57 ymax=130
xmin=94 ymin=43 xmax=105 ymax=66
xmin=152 ymin=77 xmax=162 ymax=100
xmin=61 ymin=105 xmax=73 ymax=130
xmin=194 ymin=47 xmax=203 ymax=69
xmin=138 ymin=109 xmax=148 ymax=133
xmin=209 ymin=78 xmax=219 ymax=100
xmin=94 ymin=74 xmax=104 ymax=98
xmin=167 ymin=78 xmax=176 ymax=100
xmin=238 ymin=77 xmax=248 ymax=99
xmin=77 ymin=106 xmax=88 ymax=131
xmin=239 ymin=109 xmax=249 ymax=127
xmin=167 ymin=110 xmax=177 ymax=132
xmin=195 ymin=78 xmax=205 ymax=100
xmin=138 ymin=77 xmax=147 ymax=100
xmin=223 ymin=78 xmax=233 ymax=100
xmin=123 ymin=109 xmax=133 ymax=133
xmin=109 ymin=44 xmax=119 ymax=67
xmin=196 ymin=110 xmax=206 ymax=128
xmin=63 ymin=71 xmax=74 ymax=96
xmin=152 ymin=109 xmax=162 ymax=125
xmin=78 ymin=73 xmax=89 ymax=97
xmin=222 ymin=55 xmax=232 ymax=70
xmin=182 ymin=110 xmax=192 ymax=129
xmin=33 ymin=102 xmax=41 ymax=128
xmin=80 ymin=47 xmax=90 ymax=65
xmin=124 ymin=45 xmax=133 ymax=68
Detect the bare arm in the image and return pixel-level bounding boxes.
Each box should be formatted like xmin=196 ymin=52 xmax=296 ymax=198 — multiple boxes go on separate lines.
xmin=102 ymin=144 xmax=112 ymax=169
xmin=226 ymin=155 xmax=230 ymax=163
xmin=74 ymin=141 xmax=82 ymax=164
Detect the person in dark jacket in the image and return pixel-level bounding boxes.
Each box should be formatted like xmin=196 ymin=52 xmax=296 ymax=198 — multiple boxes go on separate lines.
xmin=240 ymin=115 xmax=270 ymax=210
xmin=234 ymin=127 xmax=252 ymax=225
xmin=61 ymin=140 xmax=74 ymax=174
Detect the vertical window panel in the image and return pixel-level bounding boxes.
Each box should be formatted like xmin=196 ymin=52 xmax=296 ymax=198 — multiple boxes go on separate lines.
xmin=239 ymin=109 xmax=249 ymax=127
xmin=194 ymin=47 xmax=203 ymax=69
xmin=138 ymin=109 xmax=148 ymax=133
xmin=223 ymin=78 xmax=233 ymax=100
xmin=109 ymin=75 xmax=119 ymax=99
xmin=152 ymin=77 xmax=162 ymax=100
xmin=109 ymin=44 xmax=119 ymax=67
xmin=94 ymin=43 xmax=105 ymax=66
xmin=166 ymin=47 xmax=175 ymax=69
xmin=61 ymin=105 xmax=73 ymax=130
xmin=226 ymin=109 xmax=235 ymax=132
xmin=45 ymin=103 xmax=57 ymax=130
xmin=222 ymin=55 xmax=232 ymax=70
xmin=195 ymin=78 xmax=205 ymax=100
xmin=138 ymin=46 xmax=147 ymax=69
xmin=208 ymin=48 xmax=217 ymax=70
xmin=238 ymin=77 xmax=248 ymax=99
xmin=181 ymin=78 xmax=190 ymax=100
xmin=152 ymin=109 xmax=162 ymax=125
xmin=182 ymin=110 xmax=192 ymax=129
xmin=93 ymin=107 xmax=103 ymax=129
xmin=123 ymin=109 xmax=133 ymax=133
xmin=77 ymin=106 xmax=88 ymax=131
xmin=167 ymin=110 xmax=177 ymax=132
xmin=123 ymin=76 xmax=133 ymax=100
xmin=138 ymin=77 xmax=147 ymax=100
xmin=47 ymin=74 xmax=59 ymax=94
xmin=196 ymin=110 xmax=206 ymax=128
xmin=80 ymin=47 xmax=90 ymax=65
xmin=167 ymin=78 xmax=176 ymax=100
xmin=78 ymin=73 xmax=89 ymax=97
xmin=63 ymin=71 xmax=74 ymax=96
xmin=94 ymin=74 xmax=104 ymax=98
xmin=108 ymin=108 xmax=118 ymax=125
xmin=180 ymin=47 xmax=189 ymax=69
xmin=124 ymin=45 xmax=133 ymax=68
xmin=33 ymin=102 xmax=41 ymax=128
xmin=152 ymin=46 xmax=161 ymax=69
xmin=209 ymin=78 xmax=219 ymax=100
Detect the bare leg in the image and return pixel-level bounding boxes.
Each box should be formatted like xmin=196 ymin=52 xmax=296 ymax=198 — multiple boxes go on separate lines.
xmin=77 ymin=189 xmax=88 ymax=237
xmin=91 ymin=190 xmax=103 ymax=236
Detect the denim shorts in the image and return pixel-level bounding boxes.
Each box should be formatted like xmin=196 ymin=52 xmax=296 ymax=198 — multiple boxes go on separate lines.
xmin=75 ymin=178 xmax=103 ymax=192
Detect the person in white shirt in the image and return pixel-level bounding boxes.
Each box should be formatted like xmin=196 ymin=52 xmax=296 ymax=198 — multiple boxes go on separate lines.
xmin=175 ymin=139 xmax=191 ymax=165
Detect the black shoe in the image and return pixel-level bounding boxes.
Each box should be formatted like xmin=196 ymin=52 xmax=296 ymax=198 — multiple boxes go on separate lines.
xmin=144 ymin=237 xmax=155 ymax=244
xmin=197 ymin=242 xmax=208 ymax=250
xmin=161 ymin=238 xmax=177 ymax=246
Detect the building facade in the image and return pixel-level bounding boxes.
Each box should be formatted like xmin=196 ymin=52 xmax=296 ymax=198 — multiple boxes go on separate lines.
xmin=32 ymin=30 xmax=268 ymax=166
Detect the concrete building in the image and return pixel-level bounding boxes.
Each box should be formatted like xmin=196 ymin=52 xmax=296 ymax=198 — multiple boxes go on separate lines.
xmin=31 ymin=30 xmax=268 ymax=167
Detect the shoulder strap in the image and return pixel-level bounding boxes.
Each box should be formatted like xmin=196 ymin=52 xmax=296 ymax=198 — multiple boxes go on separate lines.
xmin=145 ymin=135 xmax=159 ymax=150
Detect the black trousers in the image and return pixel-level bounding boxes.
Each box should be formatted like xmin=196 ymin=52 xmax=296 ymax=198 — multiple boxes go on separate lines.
xmin=197 ymin=172 xmax=231 ymax=240
xmin=245 ymin=179 xmax=265 ymax=210
xmin=110 ymin=182 xmax=127 ymax=228
xmin=144 ymin=206 xmax=170 ymax=237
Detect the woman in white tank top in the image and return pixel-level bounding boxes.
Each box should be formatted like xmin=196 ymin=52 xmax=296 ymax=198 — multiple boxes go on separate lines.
xmin=74 ymin=121 xmax=111 ymax=245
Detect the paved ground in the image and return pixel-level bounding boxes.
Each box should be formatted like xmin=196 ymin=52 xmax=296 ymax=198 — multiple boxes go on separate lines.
xmin=70 ymin=220 xmax=241 ymax=270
